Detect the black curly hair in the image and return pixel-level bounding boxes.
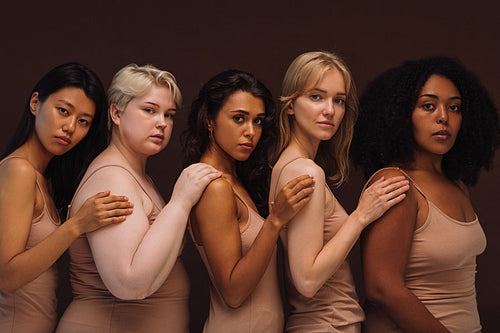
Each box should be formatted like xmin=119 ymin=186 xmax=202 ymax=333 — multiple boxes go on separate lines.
xmin=181 ymin=70 xmax=277 ymax=216
xmin=351 ymin=56 xmax=500 ymax=186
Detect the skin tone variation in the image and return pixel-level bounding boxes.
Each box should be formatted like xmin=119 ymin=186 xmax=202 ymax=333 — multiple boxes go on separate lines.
xmin=189 ymin=89 xmax=314 ymax=308
xmin=362 ymin=75 xmax=470 ymax=333
xmin=273 ymin=67 xmax=409 ymax=301
xmin=68 ymin=83 xmax=221 ymax=299
xmin=0 ymin=86 xmax=132 ymax=294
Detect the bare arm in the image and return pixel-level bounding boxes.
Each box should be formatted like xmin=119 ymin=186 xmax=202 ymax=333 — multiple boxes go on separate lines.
xmin=83 ymin=163 xmax=222 ymax=300
xmin=0 ymin=159 xmax=131 ymax=293
xmin=362 ymin=169 xmax=450 ymax=333
xmin=279 ymin=160 xmax=409 ymax=297
xmin=192 ymin=175 xmax=313 ymax=308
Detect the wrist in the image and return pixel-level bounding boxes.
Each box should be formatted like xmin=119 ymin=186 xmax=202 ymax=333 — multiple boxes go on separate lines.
xmin=350 ymin=210 xmax=369 ymax=231
xmin=266 ymin=212 xmax=284 ymax=231
xmin=61 ymin=218 xmax=83 ymax=239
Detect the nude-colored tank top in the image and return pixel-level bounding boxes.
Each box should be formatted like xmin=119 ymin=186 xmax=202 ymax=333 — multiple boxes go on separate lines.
xmin=0 ymin=156 xmax=61 ymax=333
xmin=191 ymin=184 xmax=284 ymax=333
xmin=56 ymin=155 xmax=189 ymax=333
xmin=271 ymin=157 xmax=364 ymax=333
xmin=363 ymin=167 xmax=486 ymax=333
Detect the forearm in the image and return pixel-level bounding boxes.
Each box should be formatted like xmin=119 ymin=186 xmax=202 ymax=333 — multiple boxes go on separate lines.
xmin=97 ymin=201 xmax=188 ymax=299
xmin=217 ymin=218 xmax=281 ymax=308
xmin=0 ymin=221 xmax=80 ymax=293
xmin=292 ymin=213 xmax=363 ymax=297
xmin=369 ymin=285 xmax=450 ymax=333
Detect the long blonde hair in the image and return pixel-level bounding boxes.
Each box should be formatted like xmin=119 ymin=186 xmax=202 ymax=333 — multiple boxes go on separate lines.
xmin=273 ymin=51 xmax=359 ymax=186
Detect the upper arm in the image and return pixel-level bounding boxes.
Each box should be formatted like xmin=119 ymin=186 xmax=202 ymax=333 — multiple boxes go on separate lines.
xmin=72 ymin=167 xmax=151 ymax=282
xmin=361 ymin=169 xmax=418 ymax=298
xmin=280 ymin=161 xmax=326 ymax=282
xmin=0 ymin=160 xmax=37 ymax=267
xmin=191 ymin=179 xmax=242 ymax=290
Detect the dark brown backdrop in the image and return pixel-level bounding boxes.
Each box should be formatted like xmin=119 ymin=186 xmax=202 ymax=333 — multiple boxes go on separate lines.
xmin=1 ymin=1 xmax=499 ymax=331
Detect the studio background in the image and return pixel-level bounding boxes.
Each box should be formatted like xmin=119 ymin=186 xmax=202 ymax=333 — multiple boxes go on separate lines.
xmin=1 ymin=1 xmax=498 ymax=331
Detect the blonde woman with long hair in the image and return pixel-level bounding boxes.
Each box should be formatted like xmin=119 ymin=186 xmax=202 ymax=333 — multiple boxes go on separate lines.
xmin=270 ymin=51 xmax=409 ymax=332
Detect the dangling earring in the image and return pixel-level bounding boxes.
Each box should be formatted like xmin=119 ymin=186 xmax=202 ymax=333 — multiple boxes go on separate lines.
xmin=209 ymin=129 xmax=214 ymax=141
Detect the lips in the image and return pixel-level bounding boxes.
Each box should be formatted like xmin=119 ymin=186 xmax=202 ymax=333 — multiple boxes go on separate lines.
xmin=239 ymin=142 xmax=254 ymax=151
xmin=433 ymin=130 xmax=450 ymax=140
xmin=318 ymin=121 xmax=334 ymax=127
xmin=151 ymin=133 xmax=164 ymax=143
xmin=56 ymin=136 xmax=71 ymax=145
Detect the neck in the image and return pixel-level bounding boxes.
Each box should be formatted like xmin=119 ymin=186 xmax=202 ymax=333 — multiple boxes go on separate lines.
xmin=109 ymin=135 xmax=148 ymax=177
xmin=201 ymin=141 xmax=236 ymax=176
xmin=14 ymin=132 xmax=54 ymax=173
xmin=407 ymin=148 xmax=444 ymax=174
xmin=288 ymin=131 xmax=320 ymax=160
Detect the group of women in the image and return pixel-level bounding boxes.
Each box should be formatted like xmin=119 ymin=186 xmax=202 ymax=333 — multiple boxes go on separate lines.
xmin=0 ymin=51 xmax=498 ymax=333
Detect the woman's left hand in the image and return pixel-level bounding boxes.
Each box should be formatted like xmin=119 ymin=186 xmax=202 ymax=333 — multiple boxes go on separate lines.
xmin=354 ymin=176 xmax=409 ymax=228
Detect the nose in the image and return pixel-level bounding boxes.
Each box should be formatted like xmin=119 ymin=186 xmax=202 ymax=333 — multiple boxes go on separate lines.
xmin=244 ymin=122 xmax=255 ymax=138
xmin=62 ymin=116 xmax=77 ymax=134
xmin=436 ymin=105 xmax=449 ymax=124
xmin=323 ymin=99 xmax=335 ymax=116
xmin=156 ymin=113 xmax=167 ymax=129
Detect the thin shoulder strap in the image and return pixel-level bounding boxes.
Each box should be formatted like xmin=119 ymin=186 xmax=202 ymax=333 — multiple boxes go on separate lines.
xmin=0 ymin=156 xmax=46 ymax=201
xmin=68 ymin=164 xmax=160 ymax=218
xmin=271 ymin=157 xmax=309 ymax=198
xmin=364 ymin=167 xmax=427 ymax=199
xmin=1 ymin=156 xmax=60 ymax=224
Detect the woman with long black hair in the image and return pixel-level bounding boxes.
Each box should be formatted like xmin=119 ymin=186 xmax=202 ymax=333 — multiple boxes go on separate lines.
xmin=0 ymin=63 xmax=133 ymax=332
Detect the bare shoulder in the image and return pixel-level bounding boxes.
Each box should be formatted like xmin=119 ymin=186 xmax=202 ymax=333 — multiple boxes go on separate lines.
xmin=366 ymin=167 xmax=407 ymax=186
xmin=201 ymin=177 xmax=234 ymax=202
xmin=279 ymin=157 xmax=325 ymax=181
xmin=81 ymin=165 xmax=139 ymax=194
xmin=0 ymin=158 xmax=37 ymax=187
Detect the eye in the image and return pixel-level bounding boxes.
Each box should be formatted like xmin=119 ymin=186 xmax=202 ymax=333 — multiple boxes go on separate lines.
xmin=254 ymin=118 xmax=264 ymax=126
xmin=78 ymin=119 xmax=90 ymax=126
xmin=449 ymin=104 xmax=461 ymax=113
xmin=334 ymin=98 xmax=345 ymax=105
xmin=310 ymin=94 xmax=321 ymax=101
xmin=144 ymin=107 xmax=154 ymax=114
xmin=164 ymin=112 xmax=175 ymax=120
xmin=422 ymin=103 xmax=435 ymax=111
xmin=233 ymin=115 xmax=244 ymax=123
xmin=57 ymin=107 xmax=69 ymax=115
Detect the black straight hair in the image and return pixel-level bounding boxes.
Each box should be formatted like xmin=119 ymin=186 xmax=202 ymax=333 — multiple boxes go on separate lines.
xmin=2 ymin=62 xmax=108 ymax=213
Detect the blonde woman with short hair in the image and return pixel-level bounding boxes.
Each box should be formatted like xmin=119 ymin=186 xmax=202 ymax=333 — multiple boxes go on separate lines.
xmin=57 ymin=64 xmax=221 ymax=333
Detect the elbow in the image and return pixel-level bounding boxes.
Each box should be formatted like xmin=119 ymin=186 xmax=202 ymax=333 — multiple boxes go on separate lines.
xmin=364 ymin=279 xmax=394 ymax=307
xmin=0 ymin=274 xmax=19 ymax=294
xmin=221 ymin=291 xmax=246 ymax=309
xmin=104 ymin=278 xmax=154 ymax=300
xmin=294 ymin=277 xmax=321 ymax=298
xmin=108 ymin=286 xmax=152 ymax=300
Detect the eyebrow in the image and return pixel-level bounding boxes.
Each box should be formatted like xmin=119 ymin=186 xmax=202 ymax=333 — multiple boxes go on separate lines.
xmin=56 ymin=99 xmax=94 ymax=118
xmin=418 ymin=94 xmax=461 ymax=101
xmin=144 ymin=101 xmax=177 ymax=112
xmin=308 ymin=88 xmax=346 ymax=95
xmin=230 ymin=110 xmax=265 ymax=117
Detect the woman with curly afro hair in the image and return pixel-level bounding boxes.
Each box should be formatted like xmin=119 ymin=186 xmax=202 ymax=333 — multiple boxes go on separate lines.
xmin=351 ymin=56 xmax=500 ymax=332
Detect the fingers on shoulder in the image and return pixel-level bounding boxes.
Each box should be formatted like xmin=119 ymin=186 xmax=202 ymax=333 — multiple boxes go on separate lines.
xmin=286 ymin=159 xmax=324 ymax=183
xmin=367 ymin=169 xmax=406 ymax=187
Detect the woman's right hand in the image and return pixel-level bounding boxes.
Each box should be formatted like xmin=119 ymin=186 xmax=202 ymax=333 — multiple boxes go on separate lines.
xmin=72 ymin=191 xmax=133 ymax=234
xmin=170 ymin=163 xmax=223 ymax=211
xmin=269 ymin=174 xmax=315 ymax=228
xmin=354 ymin=176 xmax=409 ymax=228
